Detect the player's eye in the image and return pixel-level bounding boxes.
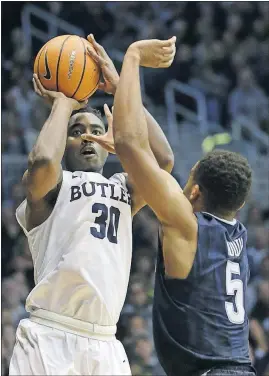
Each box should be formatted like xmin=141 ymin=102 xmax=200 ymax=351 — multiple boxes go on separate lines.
xmin=92 ymin=130 xmax=102 ymax=136
xmin=73 ymin=129 xmax=82 ymax=137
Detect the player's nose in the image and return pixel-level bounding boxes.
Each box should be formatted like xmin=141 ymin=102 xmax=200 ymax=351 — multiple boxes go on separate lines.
xmin=81 ymin=137 xmax=93 ymax=145
xmin=81 ymin=128 xmax=93 ymax=142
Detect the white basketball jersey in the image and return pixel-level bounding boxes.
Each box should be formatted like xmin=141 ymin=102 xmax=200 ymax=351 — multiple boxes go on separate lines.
xmin=16 ymin=171 xmax=132 ymax=326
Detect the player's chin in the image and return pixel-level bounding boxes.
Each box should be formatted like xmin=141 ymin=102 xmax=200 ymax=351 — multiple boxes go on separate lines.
xmin=78 ymin=155 xmax=103 ymax=172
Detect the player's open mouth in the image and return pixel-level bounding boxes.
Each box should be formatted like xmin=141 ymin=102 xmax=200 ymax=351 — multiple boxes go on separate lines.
xmin=80 ymin=146 xmax=97 ymax=156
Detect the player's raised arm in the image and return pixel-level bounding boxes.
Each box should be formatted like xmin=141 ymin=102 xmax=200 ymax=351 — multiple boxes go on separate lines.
xmin=83 ymin=35 xmax=175 ymax=214
xmin=86 ymin=34 xmax=174 ymax=173
xmin=24 ymin=75 xmax=87 ymax=205
xmin=113 ymin=38 xmax=197 ymax=249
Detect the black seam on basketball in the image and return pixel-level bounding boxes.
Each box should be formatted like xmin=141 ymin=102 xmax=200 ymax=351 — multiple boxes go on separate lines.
xmin=56 ymin=35 xmax=72 ymax=92
xmin=71 ymin=38 xmax=87 ymax=99
xmin=79 ymin=73 xmax=100 ymax=101
xmin=37 ymin=44 xmax=47 ymax=76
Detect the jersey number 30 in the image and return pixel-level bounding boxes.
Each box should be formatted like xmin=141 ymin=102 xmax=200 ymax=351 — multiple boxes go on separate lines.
xmin=225 ymin=260 xmax=245 ymax=324
xmin=90 ymin=203 xmax=120 ymax=244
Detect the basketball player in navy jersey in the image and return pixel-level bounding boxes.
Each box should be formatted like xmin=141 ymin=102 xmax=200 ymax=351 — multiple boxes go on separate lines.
xmin=9 ymin=37 xmax=174 ymax=375
xmin=95 ymin=37 xmax=256 ymax=376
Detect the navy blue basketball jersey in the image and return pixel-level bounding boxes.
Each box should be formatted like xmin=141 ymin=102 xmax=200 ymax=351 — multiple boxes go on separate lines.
xmin=153 ymin=212 xmax=253 ymax=376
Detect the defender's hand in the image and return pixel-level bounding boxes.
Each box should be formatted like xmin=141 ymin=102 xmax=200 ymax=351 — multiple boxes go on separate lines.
xmin=128 ymin=36 xmax=176 ymax=68
xmin=87 ymin=34 xmax=119 ymax=95
xmin=81 ymin=104 xmax=116 ymax=154
xmin=32 ymin=74 xmax=88 ymax=110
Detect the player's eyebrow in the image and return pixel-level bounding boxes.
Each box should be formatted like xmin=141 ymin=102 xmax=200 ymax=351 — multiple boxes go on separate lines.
xmin=91 ymin=123 xmax=105 ymax=131
xmin=69 ymin=122 xmax=104 ymax=130
xmin=69 ymin=122 xmax=84 ymax=129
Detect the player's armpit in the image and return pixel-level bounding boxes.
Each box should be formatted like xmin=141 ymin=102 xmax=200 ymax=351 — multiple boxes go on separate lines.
xmin=126 ymin=175 xmax=146 ymax=217
xmin=116 ymin=142 xmax=197 ymax=239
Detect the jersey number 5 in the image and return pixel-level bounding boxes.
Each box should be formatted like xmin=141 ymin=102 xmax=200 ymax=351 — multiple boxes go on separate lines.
xmin=90 ymin=203 xmax=120 ymax=244
xmin=225 ymin=260 xmax=245 ymax=324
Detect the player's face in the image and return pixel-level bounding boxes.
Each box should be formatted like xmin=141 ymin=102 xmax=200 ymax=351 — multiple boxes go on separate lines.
xmin=64 ymin=112 xmax=108 ymax=173
xmin=183 ymin=162 xmax=202 ymax=211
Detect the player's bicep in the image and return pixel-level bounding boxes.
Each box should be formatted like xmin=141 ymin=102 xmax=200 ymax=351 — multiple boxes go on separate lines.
xmin=23 ymin=161 xmax=62 ymax=203
xmin=23 ymin=169 xmax=63 ymax=231
xmin=118 ymin=145 xmax=196 ymax=236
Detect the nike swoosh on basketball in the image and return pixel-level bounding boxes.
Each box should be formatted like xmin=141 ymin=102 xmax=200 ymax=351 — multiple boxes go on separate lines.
xmin=43 ymin=50 xmax=51 ymax=80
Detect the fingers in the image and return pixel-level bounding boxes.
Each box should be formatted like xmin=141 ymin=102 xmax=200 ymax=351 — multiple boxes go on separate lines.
xmin=162 ymin=46 xmax=175 ymax=55
xmin=158 ymin=51 xmax=175 ymax=66
xmin=98 ymin=82 xmax=106 ymax=91
xmin=33 ymin=74 xmax=47 ymax=96
xmin=104 ymin=104 xmax=113 ymax=129
xmin=154 ymin=37 xmax=176 ymax=67
xmin=81 ymin=133 xmax=97 ymax=142
xmin=161 ymin=51 xmax=176 ymax=63
xmin=87 ymin=34 xmax=107 ymax=58
xmin=79 ymin=99 xmax=88 ymax=109
xmin=159 ymin=39 xmax=176 ymax=67
xmin=87 ymin=46 xmax=99 ymax=61
xmin=87 ymin=34 xmax=99 ymax=49
xmin=32 ymin=77 xmax=42 ymax=96
xmin=87 ymin=47 xmax=108 ymax=68
xmin=104 ymin=104 xmax=113 ymax=120
xmin=159 ymin=60 xmax=174 ymax=68
xmin=158 ymin=56 xmax=175 ymax=68
xmin=160 ymin=36 xmax=177 ymax=47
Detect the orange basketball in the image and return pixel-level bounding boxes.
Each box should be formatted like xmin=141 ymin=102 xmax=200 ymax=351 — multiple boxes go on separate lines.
xmin=34 ymin=35 xmax=100 ymax=101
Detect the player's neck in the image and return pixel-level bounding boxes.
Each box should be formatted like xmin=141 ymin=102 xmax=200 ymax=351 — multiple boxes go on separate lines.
xmin=203 ymin=211 xmax=236 ymax=224
xmin=66 ymin=168 xmax=103 ymax=175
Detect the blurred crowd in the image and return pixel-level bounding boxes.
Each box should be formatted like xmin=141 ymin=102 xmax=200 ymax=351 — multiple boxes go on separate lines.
xmin=2 ymin=2 xmax=269 ymax=376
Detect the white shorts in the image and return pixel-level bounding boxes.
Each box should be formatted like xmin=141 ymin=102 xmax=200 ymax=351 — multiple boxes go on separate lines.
xmin=9 ymin=309 xmax=131 ymax=375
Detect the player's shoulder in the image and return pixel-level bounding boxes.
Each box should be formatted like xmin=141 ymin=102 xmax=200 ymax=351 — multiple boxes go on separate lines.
xmin=109 ymin=172 xmax=128 ymax=191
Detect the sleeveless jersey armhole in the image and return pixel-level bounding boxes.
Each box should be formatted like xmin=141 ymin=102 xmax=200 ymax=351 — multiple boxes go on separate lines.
xmin=109 ymin=172 xmax=128 ymax=191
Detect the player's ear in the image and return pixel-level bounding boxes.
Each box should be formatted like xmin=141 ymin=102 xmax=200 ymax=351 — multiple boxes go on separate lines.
xmin=238 ymin=201 xmax=245 ymax=211
xmin=189 ymin=184 xmax=200 ymax=202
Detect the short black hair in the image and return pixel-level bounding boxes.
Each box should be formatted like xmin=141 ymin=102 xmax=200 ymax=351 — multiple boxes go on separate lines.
xmin=71 ymin=105 xmax=108 ymax=130
xmin=193 ymin=149 xmax=252 ymax=215
xmin=71 ymin=106 xmax=103 ymax=122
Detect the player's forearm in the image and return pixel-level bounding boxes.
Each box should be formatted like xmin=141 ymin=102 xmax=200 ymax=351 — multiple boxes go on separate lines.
xmin=144 ymin=108 xmax=174 ymax=172
xmin=112 ymin=80 xmax=173 ymax=171
xmin=29 ymin=98 xmax=72 ymax=166
xmin=114 ymin=49 xmax=150 ymax=156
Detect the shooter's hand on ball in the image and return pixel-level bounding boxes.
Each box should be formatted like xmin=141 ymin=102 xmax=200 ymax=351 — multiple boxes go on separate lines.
xmin=81 ymin=104 xmax=116 ymax=154
xmin=87 ymin=34 xmax=119 ymax=95
xmin=128 ymin=36 xmax=176 ymax=68
xmin=32 ymin=74 xmax=88 ymax=110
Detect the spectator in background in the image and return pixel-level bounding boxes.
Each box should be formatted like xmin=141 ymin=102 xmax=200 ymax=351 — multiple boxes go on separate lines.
xmin=133 ymin=335 xmax=165 ymax=375
xmin=2 ymin=111 xmax=25 ymax=154
xmin=228 ymin=67 xmax=269 ymax=131
xmin=10 ymin=28 xmax=30 ymax=65
xmin=250 ymin=280 xmax=269 ymax=375
xmin=122 ymin=280 xmax=152 ymax=323
xmin=5 ymin=76 xmax=37 ymax=130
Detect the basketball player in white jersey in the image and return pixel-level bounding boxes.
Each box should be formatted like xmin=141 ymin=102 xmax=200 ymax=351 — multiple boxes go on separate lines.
xmin=9 ymin=36 xmax=174 ymax=376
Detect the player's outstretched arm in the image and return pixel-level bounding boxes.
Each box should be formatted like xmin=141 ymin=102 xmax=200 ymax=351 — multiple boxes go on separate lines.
xmin=24 ymin=75 xmax=87 ymax=204
xmin=113 ymin=39 xmax=197 ymax=276
xmin=86 ymin=34 xmax=174 ymax=174
xmin=85 ymin=35 xmax=174 ymax=214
